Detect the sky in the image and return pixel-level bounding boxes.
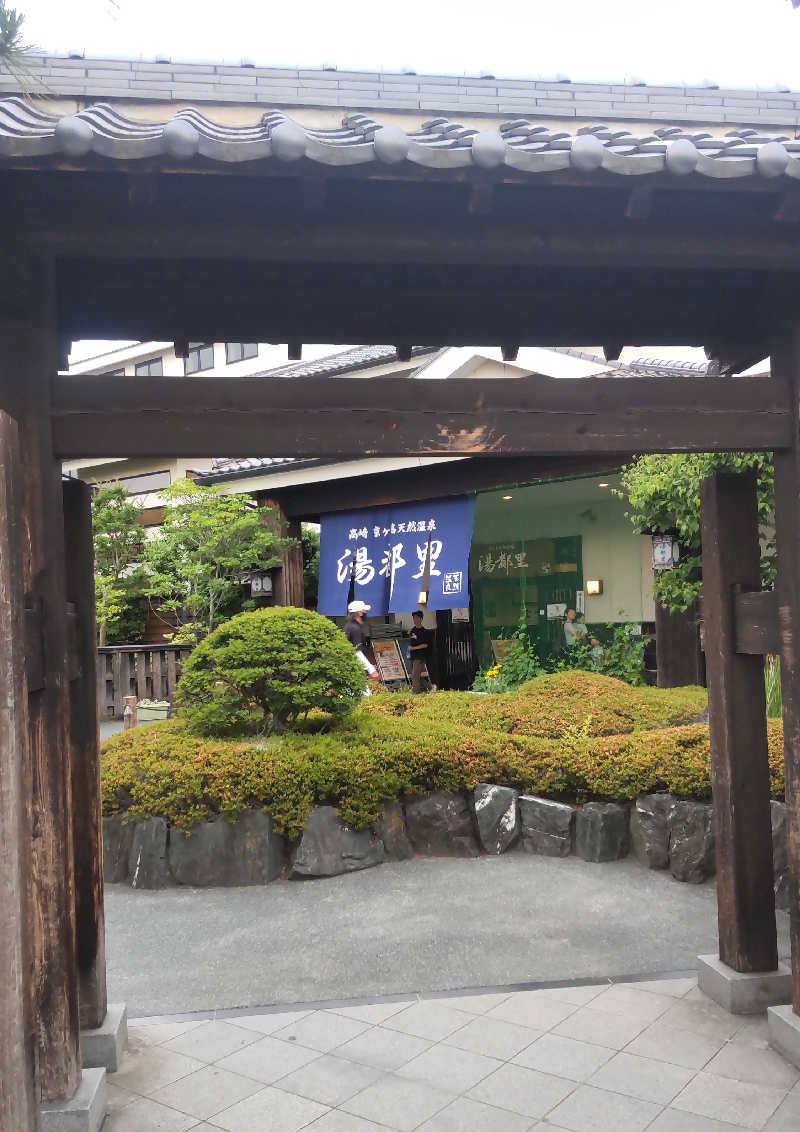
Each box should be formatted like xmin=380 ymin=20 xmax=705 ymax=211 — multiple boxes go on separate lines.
xmin=21 ymin=0 xmax=800 ymax=91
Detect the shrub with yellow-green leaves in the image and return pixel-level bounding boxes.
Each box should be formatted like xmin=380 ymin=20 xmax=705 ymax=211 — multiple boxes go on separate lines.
xmin=101 ymin=672 xmax=781 ymax=837
xmin=359 ymin=671 xmax=707 ymax=740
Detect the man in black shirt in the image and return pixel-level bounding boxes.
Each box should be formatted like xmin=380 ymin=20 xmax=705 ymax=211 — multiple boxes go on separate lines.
xmin=408 ymin=610 xmax=433 ymax=693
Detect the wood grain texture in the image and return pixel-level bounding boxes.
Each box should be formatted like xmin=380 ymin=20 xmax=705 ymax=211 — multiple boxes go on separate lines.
xmin=51 ymin=373 xmax=791 ymax=459
xmin=4 ymin=271 xmax=81 ymax=1103
xmin=772 ymin=323 xmax=800 ymax=1012
xmin=63 ymin=479 xmax=107 ymax=1031
xmin=0 ymin=411 xmax=39 ymax=1131
xmin=655 ymin=600 xmax=704 ymax=688
xmin=700 ymin=471 xmax=777 ymax=974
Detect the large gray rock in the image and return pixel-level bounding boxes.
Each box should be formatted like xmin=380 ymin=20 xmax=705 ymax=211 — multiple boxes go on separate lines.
xmin=128 ymin=817 xmax=169 ymax=889
xmin=772 ymin=801 xmax=789 ymax=911
xmin=374 ymin=802 xmax=414 ymax=861
xmin=405 ymin=792 xmax=480 ymax=857
xmin=630 ymin=794 xmax=675 ymax=870
xmin=519 ymin=795 xmax=574 ymax=858
xmin=669 ymin=801 xmax=715 ymax=884
xmin=103 ymin=816 xmax=136 ymax=883
xmin=169 ymin=809 xmax=284 ymax=886
xmin=291 ymin=806 xmax=385 ymax=878
xmin=473 ymin=784 xmax=520 ymax=854
xmin=575 ymin=803 xmax=630 ymax=863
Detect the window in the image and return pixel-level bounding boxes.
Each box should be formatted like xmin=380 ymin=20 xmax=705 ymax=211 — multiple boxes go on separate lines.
xmin=134 ymin=357 xmax=163 ymax=377
xmin=225 ymin=342 xmax=258 ymax=364
xmin=106 ymin=368 xmax=127 ymax=377
xmin=100 ymin=470 xmax=171 ymax=495
xmin=184 ymin=343 xmax=215 ymax=374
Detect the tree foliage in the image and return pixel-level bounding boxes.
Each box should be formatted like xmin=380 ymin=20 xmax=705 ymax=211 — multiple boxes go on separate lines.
xmin=92 ymin=484 xmax=148 ymax=645
xmin=0 ymin=2 xmax=25 ymax=65
xmin=143 ymin=478 xmax=293 ymax=644
xmin=0 ymin=2 xmax=44 ymax=96
xmin=301 ymin=525 xmax=320 ymax=609
xmin=175 ymin=606 xmax=366 ymax=736
xmin=618 ymin=452 xmax=775 ymax=612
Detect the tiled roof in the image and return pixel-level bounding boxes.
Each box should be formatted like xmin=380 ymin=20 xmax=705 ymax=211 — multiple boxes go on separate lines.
xmin=1 ymin=95 xmax=799 ymax=179
xmin=257 ymin=344 xmax=436 ymax=378
xmin=204 ymin=456 xmax=327 ymax=479
xmin=626 ymin=358 xmax=717 ymax=377
xmin=5 ymin=56 xmax=800 ymax=129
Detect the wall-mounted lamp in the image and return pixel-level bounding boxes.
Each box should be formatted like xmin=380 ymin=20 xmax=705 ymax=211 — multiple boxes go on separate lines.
xmin=598 ymin=482 xmax=610 ymax=488
xmin=652 ymin=534 xmax=680 ymax=571
xmin=501 ymin=494 xmax=513 ymax=501
xmin=418 ymin=590 xmax=428 ymax=604
xmin=585 ymin=579 xmax=604 ymax=596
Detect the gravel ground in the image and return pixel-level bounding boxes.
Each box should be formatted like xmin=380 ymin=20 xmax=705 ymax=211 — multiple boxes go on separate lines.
xmin=105 ymin=853 xmax=791 ymax=1018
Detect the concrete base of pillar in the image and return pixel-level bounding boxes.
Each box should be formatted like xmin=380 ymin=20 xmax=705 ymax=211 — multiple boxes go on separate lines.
xmin=769 ymin=1005 xmax=800 ymax=1068
xmin=81 ymin=1003 xmax=128 ymax=1072
xmin=41 ymin=1068 xmax=106 ymax=1132
xmin=697 ymin=954 xmax=792 ymax=1014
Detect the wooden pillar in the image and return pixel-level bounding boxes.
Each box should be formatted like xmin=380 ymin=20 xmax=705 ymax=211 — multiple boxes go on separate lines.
xmin=700 ymin=471 xmax=777 ymax=973
xmin=277 ymin=518 xmax=305 ymax=607
xmin=655 ymin=598 xmax=705 ymax=688
xmin=63 ymin=479 xmax=107 ymax=1031
xmin=0 ymin=412 xmax=39 ymax=1131
xmin=1 ymin=260 xmax=81 ymax=1102
xmin=773 ymin=323 xmax=800 ymax=1012
xmin=260 ymin=498 xmax=304 ymax=607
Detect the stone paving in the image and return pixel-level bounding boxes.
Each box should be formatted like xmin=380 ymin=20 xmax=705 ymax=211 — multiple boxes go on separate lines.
xmin=103 ymin=975 xmax=800 ymax=1131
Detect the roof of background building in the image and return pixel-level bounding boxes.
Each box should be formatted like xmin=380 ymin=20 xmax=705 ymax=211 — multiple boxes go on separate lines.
xmin=256 ymin=344 xmax=437 ymax=378
xmin=202 ymin=456 xmax=330 ymax=481
xmin=5 ymin=55 xmax=800 ymax=129
xmin=626 ymin=357 xmax=717 ymax=377
xmin=1 ymin=95 xmax=799 ymax=180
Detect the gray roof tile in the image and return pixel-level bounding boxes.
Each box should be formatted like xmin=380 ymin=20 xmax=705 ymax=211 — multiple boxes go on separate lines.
xmin=4 ymin=84 xmax=800 ymax=180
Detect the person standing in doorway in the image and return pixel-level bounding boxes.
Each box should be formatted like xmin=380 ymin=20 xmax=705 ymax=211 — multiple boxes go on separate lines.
xmin=343 ymin=600 xmax=380 ymax=683
xmin=563 ymin=608 xmax=581 ymax=648
xmin=409 ymin=610 xmax=433 ymax=693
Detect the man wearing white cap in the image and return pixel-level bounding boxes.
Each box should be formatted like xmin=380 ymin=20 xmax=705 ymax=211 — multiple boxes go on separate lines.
xmin=343 ymin=600 xmax=380 ymax=681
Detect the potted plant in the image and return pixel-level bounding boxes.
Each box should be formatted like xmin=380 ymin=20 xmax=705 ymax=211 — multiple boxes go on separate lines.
xmin=135 ymin=698 xmax=170 ymax=723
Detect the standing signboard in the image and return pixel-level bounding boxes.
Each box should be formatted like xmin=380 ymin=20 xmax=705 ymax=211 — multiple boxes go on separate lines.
xmin=372 ymin=639 xmax=410 ymax=688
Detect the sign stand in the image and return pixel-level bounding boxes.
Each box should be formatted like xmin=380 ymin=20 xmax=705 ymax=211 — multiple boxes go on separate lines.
xmin=372 ymin=638 xmax=411 ymax=690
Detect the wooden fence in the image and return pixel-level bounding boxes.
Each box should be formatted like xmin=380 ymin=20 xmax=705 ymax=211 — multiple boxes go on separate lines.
xmin=96 ymin=644 xmax=193 ymax=720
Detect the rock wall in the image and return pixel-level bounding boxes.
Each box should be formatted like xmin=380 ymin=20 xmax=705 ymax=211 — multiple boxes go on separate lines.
xmin=104 ymin=790 xmax=787 ymax=898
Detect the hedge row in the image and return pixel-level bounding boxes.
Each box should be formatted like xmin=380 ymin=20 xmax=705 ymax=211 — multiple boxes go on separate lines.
xmin=101 ymin=673 xmax=784 ymax=838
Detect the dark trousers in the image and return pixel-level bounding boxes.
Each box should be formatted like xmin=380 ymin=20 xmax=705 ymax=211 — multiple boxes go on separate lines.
xmin=411 ymin=656 xmax=430 ymax=693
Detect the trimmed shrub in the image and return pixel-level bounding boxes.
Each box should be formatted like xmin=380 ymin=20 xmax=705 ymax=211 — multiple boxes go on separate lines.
xmin=101 ymin=710 xmax=783 ymax=839
xmin=359 ymin=672 xmax=707 ymax=740
xmin=100 ymin=672 xmax=771 ymax=840
xmin=175 ymin=607 xmax=366 ymax=736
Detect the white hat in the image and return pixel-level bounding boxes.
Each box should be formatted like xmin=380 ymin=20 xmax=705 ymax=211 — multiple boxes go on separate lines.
xmin=348 ymin=600 xmax=371 ymax=614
